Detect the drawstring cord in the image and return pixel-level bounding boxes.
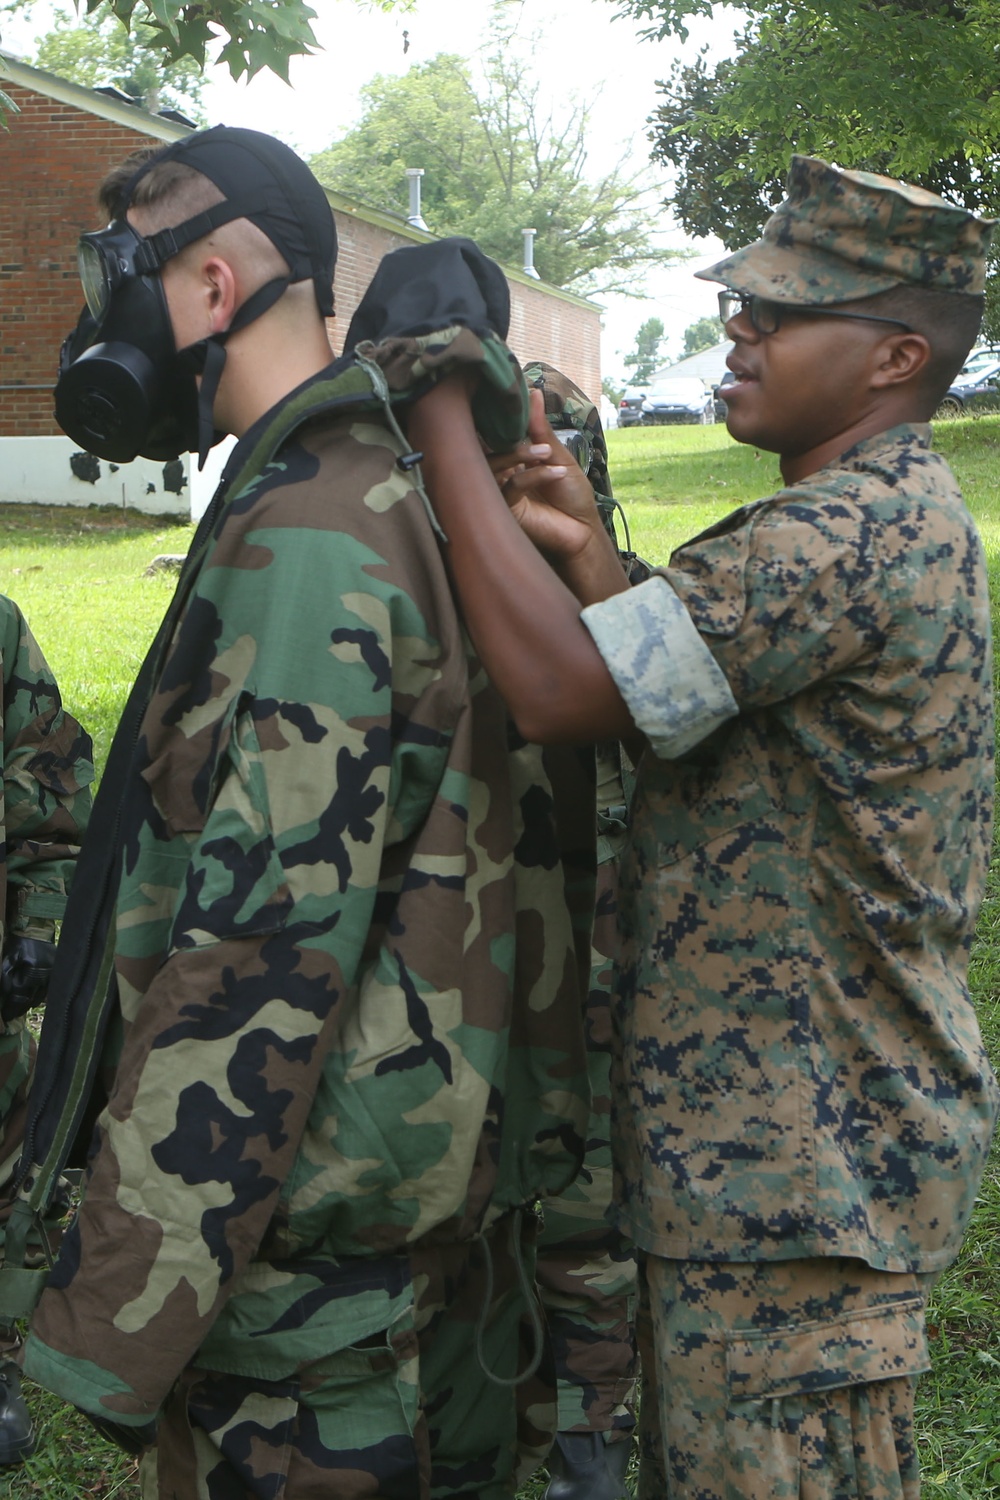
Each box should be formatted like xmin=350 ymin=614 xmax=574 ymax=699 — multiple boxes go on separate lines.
xmin=474 ymin=1206 xmax=546 ymax=1388
xmin=353 ymin=352 xmax=448 ymax=544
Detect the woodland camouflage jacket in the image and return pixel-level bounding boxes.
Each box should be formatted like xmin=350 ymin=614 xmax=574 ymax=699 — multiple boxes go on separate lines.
xmin=0 ymin=595 xmax=92 ymax=946
xmin=24 ymin=336 xmax=592 ymax=1427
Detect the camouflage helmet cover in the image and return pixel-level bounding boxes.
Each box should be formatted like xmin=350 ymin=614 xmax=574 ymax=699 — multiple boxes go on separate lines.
xmin=521 ymin=360 xmax=612 ymax=499
xmin=697 ymin=155 xmax=995 ymax=305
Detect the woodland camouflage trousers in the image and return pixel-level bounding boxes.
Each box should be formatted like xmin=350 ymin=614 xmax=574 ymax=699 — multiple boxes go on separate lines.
xmin=139 ymin=1213 xmax=559 ymax=1500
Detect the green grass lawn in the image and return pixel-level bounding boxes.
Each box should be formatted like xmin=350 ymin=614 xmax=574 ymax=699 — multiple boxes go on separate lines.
xmin=606 ymin=412 xmax=1000 ymax=562
xmin=1 ymin=416 xmax=999 ymax=1497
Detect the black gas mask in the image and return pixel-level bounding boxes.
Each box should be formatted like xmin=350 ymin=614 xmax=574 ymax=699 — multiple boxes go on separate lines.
xmin=55 ymin=219 xmax=199 ymax=463
xmin=53 ymin=125 xmax=338 ymax=469
xmin=549 ymin=425 xmax=595 ymax=478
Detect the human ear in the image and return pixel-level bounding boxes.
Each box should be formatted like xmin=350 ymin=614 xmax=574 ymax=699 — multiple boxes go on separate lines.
xmin=203 ymin=256 xmax=238 ymax=336
xmin=870 ymin=332 xmax=931 ymax=389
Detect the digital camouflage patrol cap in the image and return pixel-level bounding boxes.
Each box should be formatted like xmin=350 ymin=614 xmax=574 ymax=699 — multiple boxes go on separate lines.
xmin=697 ymin=155 xmax=994 ymax=305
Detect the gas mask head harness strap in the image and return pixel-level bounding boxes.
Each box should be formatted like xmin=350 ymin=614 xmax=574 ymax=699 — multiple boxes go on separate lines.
xmin=56 ymin=126 xmax=337 ymax=468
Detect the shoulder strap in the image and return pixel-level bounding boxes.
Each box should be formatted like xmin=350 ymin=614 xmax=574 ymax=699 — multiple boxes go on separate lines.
xmin=0 ymin=479 xmax=231 ymax=1316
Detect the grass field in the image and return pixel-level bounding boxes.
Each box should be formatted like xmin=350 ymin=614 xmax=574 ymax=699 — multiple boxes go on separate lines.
xmin=1 ymin=416 xmax=999 ymax=1497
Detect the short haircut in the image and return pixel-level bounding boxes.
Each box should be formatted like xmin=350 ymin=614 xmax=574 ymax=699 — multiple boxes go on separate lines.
xmin=849 ymin=285 xmax=985 ymax=407
xmin=98 ymin=149 xmax=291 ymax=288
xmin=97 ymin=146 xmax=163 ymax=220
xmin=99 ymin=152 xmax=225 ymax=234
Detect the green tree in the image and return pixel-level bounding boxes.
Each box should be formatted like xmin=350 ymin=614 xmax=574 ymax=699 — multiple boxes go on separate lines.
xmin=683 ymin=315 xmax=724 ymax=355
xmin=626 ymin=1 xmax=1000 ymax=235
xmin=30 ymin=3 xmax=206 ymax=119
xmin=602 ymin=375 xmax=625 ymax=406
xmin=623 ymin=316 xmax=665 ymax=385
xmin=309 ymin=51 xmax=680 ymax=296
xmin=631 ymin=1 xmax=1000 ymax=326
xmin=0 ymin=0 xmax=406 ymax=123
xmin=984 ymin=252 xmax=1000 ymax=344
xmin=621 ymin=0 xmax=986 ymax=167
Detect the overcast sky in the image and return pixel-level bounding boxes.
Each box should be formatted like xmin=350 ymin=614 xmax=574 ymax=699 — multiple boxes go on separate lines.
xmin=5 ymin=0 xmax=742 ymax=378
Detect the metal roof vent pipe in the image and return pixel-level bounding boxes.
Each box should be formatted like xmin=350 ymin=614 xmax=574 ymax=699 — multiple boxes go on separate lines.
xmin=522 ymin=227 xmax=541 ymax=279
xmin=405 ymin=168 xmax=428 ymax=231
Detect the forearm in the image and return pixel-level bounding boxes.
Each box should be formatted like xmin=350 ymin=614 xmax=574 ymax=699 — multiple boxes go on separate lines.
xmin=411 ymin=384 xmax=636 ymax=744
xmin=547 ymin=528 xmax=635 ymax=609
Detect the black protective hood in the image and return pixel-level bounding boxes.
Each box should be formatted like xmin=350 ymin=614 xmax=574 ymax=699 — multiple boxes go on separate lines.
xmin=124 ymin=126 xmax=337 ymax=320
xmin=344 ymin=237 xmax=510 ymax=348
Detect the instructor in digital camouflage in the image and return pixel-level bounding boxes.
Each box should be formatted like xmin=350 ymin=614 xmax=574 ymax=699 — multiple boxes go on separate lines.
xmin=18 ymin=127 xmax=591 ymax=1498
xmin=409 ymin=157 xmax=1000 ymax=1500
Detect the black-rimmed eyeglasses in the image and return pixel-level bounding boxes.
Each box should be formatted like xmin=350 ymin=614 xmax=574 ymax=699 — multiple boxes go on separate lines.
xmin=718 ymin=290 xmax=913 ymax=336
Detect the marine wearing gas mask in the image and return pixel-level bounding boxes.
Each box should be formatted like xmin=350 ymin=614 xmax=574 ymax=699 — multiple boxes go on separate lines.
xmin=16 ymin=123 xmax=593 ymax=1500
xmin=54 ymin=125 xmax=337 ymax=467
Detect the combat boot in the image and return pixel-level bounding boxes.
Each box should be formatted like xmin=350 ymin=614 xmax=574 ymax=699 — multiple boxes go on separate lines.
xmin=0 ymin=1359 xmax=35 ymax=1466
xmin=543 ymin=1430 xmax=632 ymax=1500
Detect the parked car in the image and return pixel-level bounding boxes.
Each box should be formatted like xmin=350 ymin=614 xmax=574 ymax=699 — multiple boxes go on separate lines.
xmin=935 ymin=358 xmax=1000 ymax=418
xmin=713 ymin=370 xmax=738 ymax=421
xmin=641 ymin=377 xmax=715 ymax=425
xmin=618 ymin=390 xmax=646 ymax=427
xmin=956 ymin=346 xmax=1000 ymax=379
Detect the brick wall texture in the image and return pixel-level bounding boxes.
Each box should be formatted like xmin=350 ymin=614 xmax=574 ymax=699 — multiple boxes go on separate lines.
xmin=0 ymin=78 xmax=603 ymax=438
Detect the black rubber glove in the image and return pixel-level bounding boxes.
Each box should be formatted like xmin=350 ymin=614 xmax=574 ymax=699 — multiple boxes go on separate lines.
xmin=0 ymin=936 xmax=57 ymax=1022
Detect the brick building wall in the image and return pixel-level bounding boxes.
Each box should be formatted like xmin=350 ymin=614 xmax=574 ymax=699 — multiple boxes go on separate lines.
xmin=329 ymin=205 xmax=602 ymax=396
xmin=0 ymin=76 xmax=177 ymax=434
xmin=0 ymin=56 xmax=603 ymax=454
xmin=507 ymin=279 xmax=602 ymax=396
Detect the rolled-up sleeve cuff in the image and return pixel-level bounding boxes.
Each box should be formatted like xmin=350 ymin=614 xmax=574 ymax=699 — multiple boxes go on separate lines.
xmin=581 ymin=575 xmax=738 ymax=758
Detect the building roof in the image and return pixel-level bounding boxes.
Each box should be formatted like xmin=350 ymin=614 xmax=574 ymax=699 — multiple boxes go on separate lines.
xmin=650 ymin=340 xmax=733 ymax=387
xmin=0 ymin=49 xmax=596 ymax=307
xmin=1 ymin=47 xmax=187 ymax=142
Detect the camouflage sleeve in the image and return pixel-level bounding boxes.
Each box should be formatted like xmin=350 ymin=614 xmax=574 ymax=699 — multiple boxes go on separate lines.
xmin=582 ymin=491 xmax=893 ymax=757
xmin=664 ymin=491 xmax=892 ymax=709
xmin=581 ymin=577 xmax=738 ymax=758
xmin=357 ymin=324 xmax=529 ymax=452
xmin=0 ymin=596 xmax=93 ymax=936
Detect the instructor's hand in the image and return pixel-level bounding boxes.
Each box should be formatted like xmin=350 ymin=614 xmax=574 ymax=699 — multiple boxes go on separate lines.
xmin=488 ymin=390 xmax=603 ymax=563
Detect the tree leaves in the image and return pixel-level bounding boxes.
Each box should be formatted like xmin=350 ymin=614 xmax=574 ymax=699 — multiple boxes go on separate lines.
xmin=645 ymin=0 xmax=1000 ymax=248
xmin=308 ymin=50 xmax=683 ymax=296
xmin=27 ymin=2 xmax=208 ymax=119
xmin=684 ymin=314 xmax=724 ymax=355
xmin=638 ymin=0 xmax=1000 ymax=332
xmin=623 ymin=315 xmax=665 ymax=383
xmin=0 ymin=0 xmax=325 ymax=115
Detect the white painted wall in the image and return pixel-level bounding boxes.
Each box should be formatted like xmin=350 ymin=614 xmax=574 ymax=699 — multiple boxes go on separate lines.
xmin=0 ymin=436 xmax=189 ymax=517
xmin=189 ymin=435 xmax=237 ymax=521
